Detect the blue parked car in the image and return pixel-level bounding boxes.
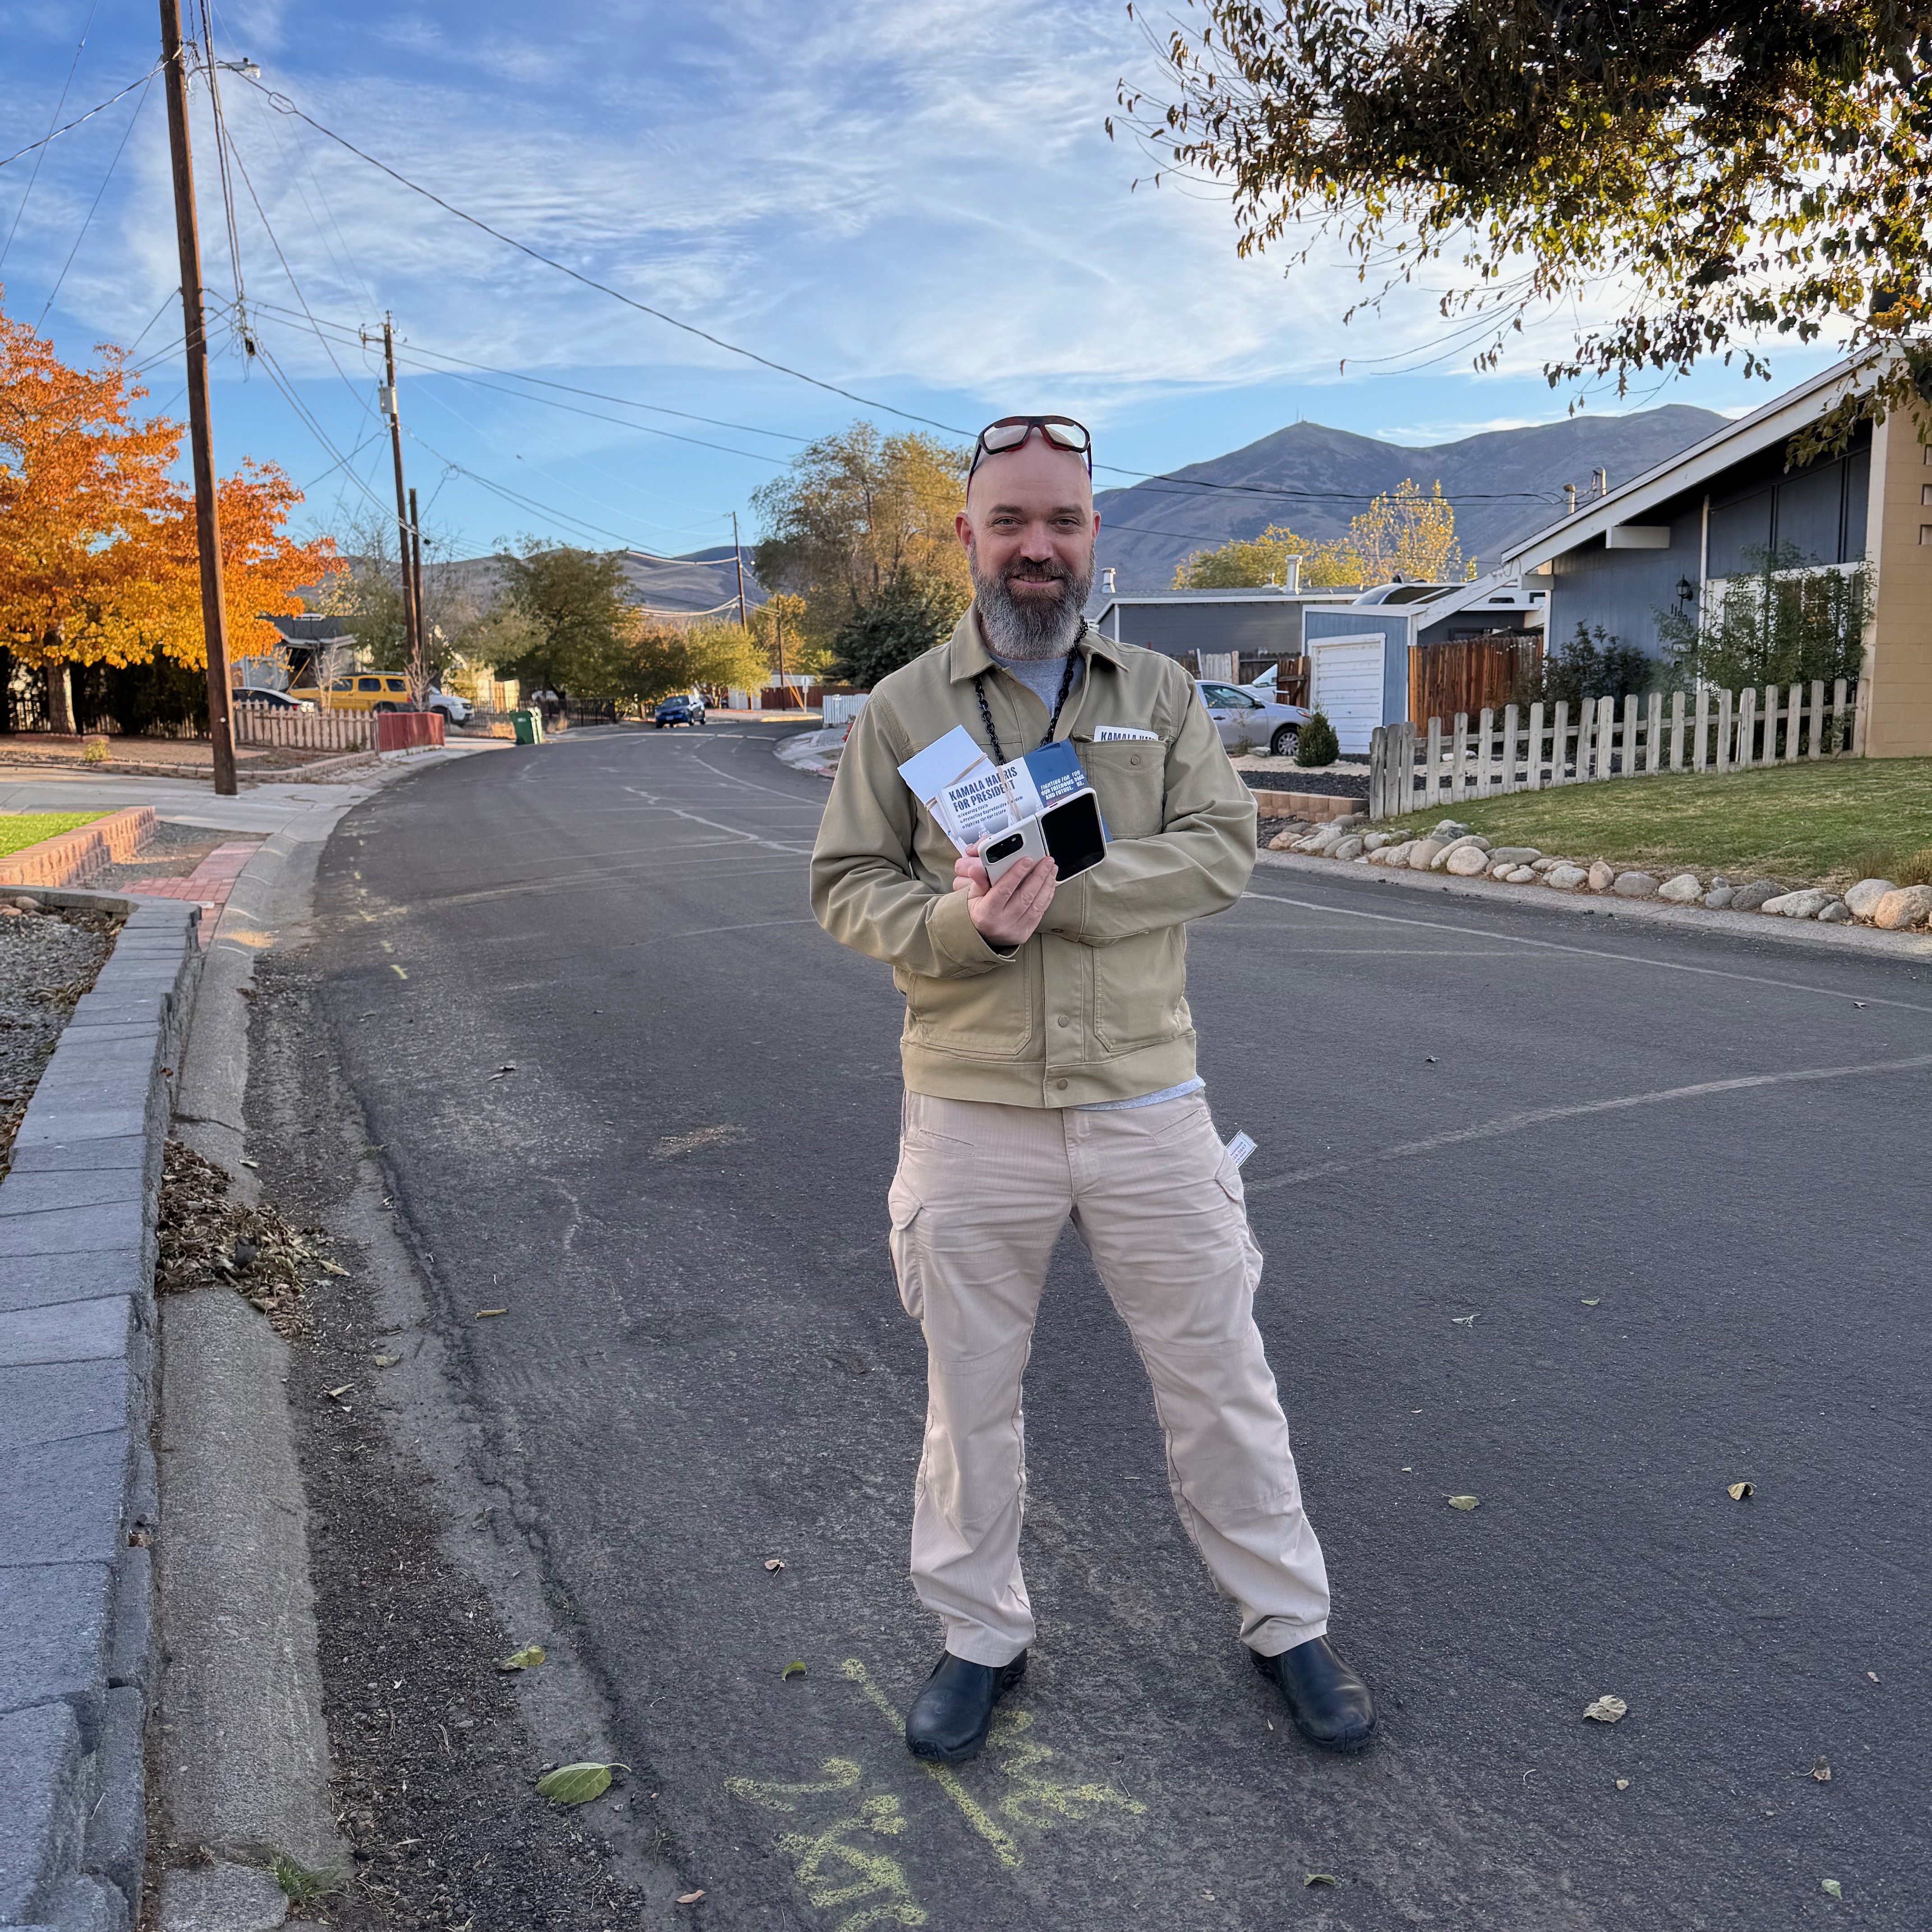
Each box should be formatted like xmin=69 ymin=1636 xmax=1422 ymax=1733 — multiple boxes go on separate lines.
xmin=653 ymin=692 xmax=707 ymax=729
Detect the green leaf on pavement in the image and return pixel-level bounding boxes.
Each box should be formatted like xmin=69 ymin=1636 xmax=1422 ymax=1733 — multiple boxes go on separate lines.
xmin=537 ymin=1762 xmax=621 ymax=1804
xmin=1305 ymin=1872 xmax=1338 ymax=1887
xmin=1727 ymin=1481 xmax=1754 ymax=1500
xmin=500 ymin=1644 xmax=546 ymax=1672
xmin=1583 ymin=1695 xmax=1628 ymax=1723
xmin=1448 ymin=1495 xmax=1480 ymax=1510
xmin=782 ymin=1660 xmax=807 ymax=1680
xmin=1822 ymin=1878 xmax=1843 ymax=1899
xmin=1581 ymin=1297 xmax=1600 ymax=1306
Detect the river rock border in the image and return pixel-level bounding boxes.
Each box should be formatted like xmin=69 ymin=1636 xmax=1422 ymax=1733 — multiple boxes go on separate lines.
xmin=1268 ymin=816 xmax=1932 ymax=934
xmin=0 ymin=889 xmax=201 ymax=1932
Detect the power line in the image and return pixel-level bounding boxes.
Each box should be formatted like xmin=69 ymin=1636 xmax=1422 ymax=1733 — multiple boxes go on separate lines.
xmin=37 ymin=72 xmax=154 ymax=326
xmin=1 ymin=0 xmax=106 ymax=267
xmin=0 ymin=66 xmax=159 ymax=173
xmin=235 ymin=69 xmax=972 ymax=438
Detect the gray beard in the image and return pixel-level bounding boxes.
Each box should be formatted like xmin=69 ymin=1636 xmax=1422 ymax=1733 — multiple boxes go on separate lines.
xmin=971 ymin=546 xmax=1094 ymax=660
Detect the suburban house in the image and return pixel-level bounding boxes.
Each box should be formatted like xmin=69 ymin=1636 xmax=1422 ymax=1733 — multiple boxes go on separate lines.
xmin=1499 ymin=357 xmax=1931 ymax=757
xmin=1300 ymin=576 xmax=1549 ymax=753
xmin=1087 ymin=561 xmax=1361 ymax=668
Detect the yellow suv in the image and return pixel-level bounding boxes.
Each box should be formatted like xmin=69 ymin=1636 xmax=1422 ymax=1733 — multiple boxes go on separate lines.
xmin=315 ymin=673 xmax=414 ymax=713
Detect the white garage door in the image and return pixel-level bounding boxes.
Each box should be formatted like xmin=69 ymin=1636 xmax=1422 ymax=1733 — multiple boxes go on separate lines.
xmin=1308 ymin=637 xmax=1385 ymax=755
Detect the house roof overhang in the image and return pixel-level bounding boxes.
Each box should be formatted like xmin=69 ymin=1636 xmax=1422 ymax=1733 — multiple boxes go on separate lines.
xmin=1500 ymin=356 xmax=1873 ymax=575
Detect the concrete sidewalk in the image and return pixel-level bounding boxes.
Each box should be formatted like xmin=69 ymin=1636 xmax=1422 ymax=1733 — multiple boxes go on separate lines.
xmin=0 ymin=741 xmax=501 ymax=841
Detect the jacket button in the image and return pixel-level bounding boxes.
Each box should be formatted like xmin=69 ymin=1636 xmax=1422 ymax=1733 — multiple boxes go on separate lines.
xmin=1129 ymin=753 xmax=1141 ymax=765
xmin=1054 ymin=1079 xmax=1068 ymax=1090
xmin=1056 ymin=1015 xmax=1069 ymax=1026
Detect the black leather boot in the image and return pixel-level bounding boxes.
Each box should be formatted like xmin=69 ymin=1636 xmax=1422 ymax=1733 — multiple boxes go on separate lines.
xmin=905 ymin=1651 xmax=1028 ymax=1763
xmin=1252 ymin=1636 xmax=1376 ymax=1751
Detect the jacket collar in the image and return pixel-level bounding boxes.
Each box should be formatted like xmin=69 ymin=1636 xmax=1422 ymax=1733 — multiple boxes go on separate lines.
xmin=945 ymin=603 xmax=1127 ymax=685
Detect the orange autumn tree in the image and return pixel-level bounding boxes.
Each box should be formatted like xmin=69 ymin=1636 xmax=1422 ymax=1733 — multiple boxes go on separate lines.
xmin=0 ymin=296 xmax=333 ymax=729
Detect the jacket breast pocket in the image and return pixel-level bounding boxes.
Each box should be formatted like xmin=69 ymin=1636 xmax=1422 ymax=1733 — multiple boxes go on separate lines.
xmin=1075 ymin=739 xmax=1168 ymax=842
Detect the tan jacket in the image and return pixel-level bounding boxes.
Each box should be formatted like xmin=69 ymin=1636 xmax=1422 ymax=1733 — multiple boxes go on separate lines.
xmin=810 ymin=608 xmax=1257 ymax=1105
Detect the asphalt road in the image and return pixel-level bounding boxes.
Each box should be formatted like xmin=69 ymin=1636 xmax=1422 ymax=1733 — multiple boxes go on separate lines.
xmin=299 ymin=722 xmax=1930 ymax=1931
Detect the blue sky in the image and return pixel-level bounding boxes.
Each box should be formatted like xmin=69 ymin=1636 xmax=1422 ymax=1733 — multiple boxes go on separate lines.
xmin=2 ymin=0 xmax=1844 ymax=562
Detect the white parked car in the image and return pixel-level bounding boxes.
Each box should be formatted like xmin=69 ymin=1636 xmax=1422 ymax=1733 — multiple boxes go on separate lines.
xmin=426 ymin=688 xmax=472 ymax=725
xmin=1195 ymin=679 xmax=1310 ymax=757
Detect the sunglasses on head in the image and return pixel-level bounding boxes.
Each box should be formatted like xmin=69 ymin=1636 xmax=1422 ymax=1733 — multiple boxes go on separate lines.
xmin=968 ymin=415 xmax=1093 ymax=479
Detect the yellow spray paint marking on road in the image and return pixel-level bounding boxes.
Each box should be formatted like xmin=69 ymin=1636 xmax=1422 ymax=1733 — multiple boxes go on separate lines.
xmin=984 ymin=1711 xmax=1146 ymax=1830
xmin=841 ymin=1660 xmax=1022 ymax=1870
xmin=726 ymin=1759 xmax=928 ymax=1931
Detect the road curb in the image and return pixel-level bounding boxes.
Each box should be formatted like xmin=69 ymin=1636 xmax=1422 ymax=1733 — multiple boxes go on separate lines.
xmin=152 ymin=820 xmax=352 ymax=1900
xmin=1254 ymin=848 xmax=1932 ymax=963
xmin=0 ymin=890 xmax=200 ymax=1932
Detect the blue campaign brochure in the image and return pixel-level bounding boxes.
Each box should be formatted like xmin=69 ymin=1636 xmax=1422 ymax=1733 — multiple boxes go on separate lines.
xmin=897 ymin=728 xmax=1097 ymax=851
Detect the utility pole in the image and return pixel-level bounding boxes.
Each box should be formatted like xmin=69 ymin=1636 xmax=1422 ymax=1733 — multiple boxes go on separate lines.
xmin=159 ymin=0 xmax=235 ymax=795
xmin=407 ymin=484 xmax=427 ymax=707
xmin=730 ymin=510 xmax=750 ymax=628
xmin=378 ymin=316 xmax=422 ymax=683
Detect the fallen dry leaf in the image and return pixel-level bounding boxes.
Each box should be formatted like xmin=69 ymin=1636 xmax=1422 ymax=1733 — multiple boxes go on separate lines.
xmin=1615 ymin=1778 xmax=1630 ymax=1790
xmin=476 ymin=1308 xmax=508 ymax=1318
xmin=782 ymin=1660 xmax=807 ymax=1681
xmin=373 ymin=1353 xmax=400 ymax=1368
xmin=677 ymin=1892 xmax=706 ymax=1906
xmin=319 ymin=1259 xmax=349 ymax=1277
xmin=1812 ymin=1757 xmax=1831 ymax=1783
xmin=764 ymin=1559 xmax=784 ymax=1572
xmin=1581 ymin=1297 xmax=1601 ymax=1306
xmin=1305 ymin=1873 xmax=1338 ymax=1887
xmin=1450 ymin=1314 xmax=1477 ymax=1327
xmin=536 ymin=1762 xmax=624 ymax=1804
xmin=1867 ymin=1671 xmax=1879 ymax=1683
xmin=1448 ymin=1495 xmax=1480 ymax=1511
xmin=500 ymin=1643 xmax=546 ymax=1672
xmin=325 ymin=1384 xmax=354 ymax=1402
xmin=1583 ymin=1695 xmax=1628 ymax=1724
xmin=1727 ymin=1481 xmax=1754 ymax=1500
xmin=1822 ymin=1878 xmax=1843 ymax=1900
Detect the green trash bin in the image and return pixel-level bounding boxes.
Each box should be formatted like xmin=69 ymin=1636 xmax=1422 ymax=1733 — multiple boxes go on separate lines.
xmin=511 ymin=708 xmax=544 ymax=745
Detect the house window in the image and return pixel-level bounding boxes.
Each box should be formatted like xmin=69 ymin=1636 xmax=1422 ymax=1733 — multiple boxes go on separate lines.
xmin=1920 ymin=525 xmax=1932 ymax=546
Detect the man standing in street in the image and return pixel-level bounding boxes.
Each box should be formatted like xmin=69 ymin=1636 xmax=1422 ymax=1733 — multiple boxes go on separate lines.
xmin=809 ymin=415 xmax=1375 ymax=1762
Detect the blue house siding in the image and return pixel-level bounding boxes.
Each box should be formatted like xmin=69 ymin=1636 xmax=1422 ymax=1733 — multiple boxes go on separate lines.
xmin=1545 ymin=429 xmax=1871 ymax=661
xmin=1304 ymin=608 xmax=1411 ymax=725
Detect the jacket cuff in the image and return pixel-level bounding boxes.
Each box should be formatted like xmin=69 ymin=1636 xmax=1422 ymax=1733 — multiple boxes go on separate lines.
xmin=926 ymin=885 xmax=1017 ymax=975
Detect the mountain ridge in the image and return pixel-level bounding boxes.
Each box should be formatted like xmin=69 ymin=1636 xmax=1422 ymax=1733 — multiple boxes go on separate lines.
xmin=1092 ymin=405 xmax=1727 ymax=591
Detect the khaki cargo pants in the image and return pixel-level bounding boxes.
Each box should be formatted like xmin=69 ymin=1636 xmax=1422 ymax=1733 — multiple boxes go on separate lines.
xmin=887 ymin=1089 xmax=1330 ymax=1665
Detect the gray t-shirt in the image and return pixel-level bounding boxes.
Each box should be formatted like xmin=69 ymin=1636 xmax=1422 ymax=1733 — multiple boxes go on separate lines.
xmin=985 ymin=647 xmax=1082 ymax=726
xmin=987 ymin=650 xmax=1201 ymax=1114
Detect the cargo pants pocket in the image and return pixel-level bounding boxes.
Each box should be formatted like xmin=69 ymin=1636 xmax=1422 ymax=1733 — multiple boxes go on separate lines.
xmin=887 ymin=1177 xmax=925 ymax=1322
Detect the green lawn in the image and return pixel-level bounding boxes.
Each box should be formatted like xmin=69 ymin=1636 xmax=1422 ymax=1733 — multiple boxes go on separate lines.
xmin=0 ymin=811 xmax=107 ymax=859
xmin=1386 ymin=758 xmax=1932 ymax=887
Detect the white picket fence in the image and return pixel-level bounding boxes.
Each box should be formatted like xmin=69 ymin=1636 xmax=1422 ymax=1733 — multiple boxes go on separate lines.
xmin=232 ymin=708 xmax=377 ymax=753
xmin=1367 ymin=678 xmax=1863 ymax=821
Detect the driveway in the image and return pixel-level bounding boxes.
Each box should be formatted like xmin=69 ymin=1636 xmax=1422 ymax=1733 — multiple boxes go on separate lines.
xmin=268 ymin=721 xmax=1929 ymax=1930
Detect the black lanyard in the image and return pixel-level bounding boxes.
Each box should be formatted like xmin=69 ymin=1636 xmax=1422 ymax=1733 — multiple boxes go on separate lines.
xmin=973 ymin=649 xmax=1080 ymax=766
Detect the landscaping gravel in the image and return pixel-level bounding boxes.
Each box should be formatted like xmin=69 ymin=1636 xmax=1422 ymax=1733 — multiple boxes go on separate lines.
xmin=1238 ymin=768 xmax=1368 ymax=798
xmin=0 ymin=895 xmax=116 ymax=1175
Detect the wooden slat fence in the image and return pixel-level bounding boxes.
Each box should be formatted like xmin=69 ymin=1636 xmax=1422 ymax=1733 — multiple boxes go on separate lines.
xmin=1407 ymin=633 xmax=1541 ymax=731
xmin=1367 ymin=678 xmax=1863 ymax=821
xmin=232 ymin=708 xmax=377 ymax=753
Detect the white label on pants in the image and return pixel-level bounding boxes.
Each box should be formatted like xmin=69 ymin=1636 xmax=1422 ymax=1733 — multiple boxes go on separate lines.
xmin=1224 ymin=1130 xmax=1257 ymax=1168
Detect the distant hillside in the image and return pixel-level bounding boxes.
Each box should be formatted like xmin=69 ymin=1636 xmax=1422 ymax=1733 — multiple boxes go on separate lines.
xmin=1093 ymin=405 xmax=1726 ymax=591
xmin=424 ymin=546 xmax=765 ymax=619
